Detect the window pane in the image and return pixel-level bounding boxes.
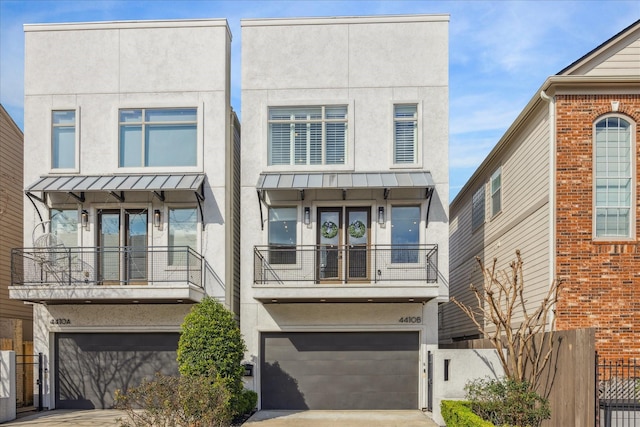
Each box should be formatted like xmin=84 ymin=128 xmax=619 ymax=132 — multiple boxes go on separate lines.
xmin=394 ymin=105 xmax=417 ymax=164
xmin=53 ymin=111 xmax=75 ymax=125
xmin=594 ymin=117 xmax=632 ymax=238
xmin=269 ymin=207 xmax=297 ymax=264
xmin=51 ymin=209 xmax=78 ymax=247
xmin=491 ymin=168 xmax=502 ymax=216
xmin=326 ymin=122 xmax=345 ymax=164
xmin=472 ymin=186 xmax=485 ymax=230
xmin=169 ymin=208 xmax=198 ymax=265
xmin=145 ymin=108 xmax=196 ymax=122
xmin=53 ymin=127 xmax=76 ymax=169
xmin=145 ymin=124 xmax=197 ymax=166
xmin=119 ymin=109 xmax=142 ymax=123
xmin=391 ymin=206 xmax=420 ymax=263
xmin=269 ymin=123 xmax=291 ymax=165
xmin=119 ymin=125 xmax=142 ymax=167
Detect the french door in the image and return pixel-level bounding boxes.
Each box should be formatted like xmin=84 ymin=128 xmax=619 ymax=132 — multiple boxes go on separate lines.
xmin=98 ymin=209 xmax=147 ymax=284
xmin=317 ymin=207 xmax=370 ymax=283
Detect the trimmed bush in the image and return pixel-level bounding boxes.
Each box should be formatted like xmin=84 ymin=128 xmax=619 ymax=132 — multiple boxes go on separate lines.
xmin=177 ymin=297 xmax=247 ymax=415
xmin=441 ymin=400 xmax=496 ymax=427
xmin=465 ymin=377 xmax=550 ymax=427
xmin=114 ymin=372 xmax=232 ymax=427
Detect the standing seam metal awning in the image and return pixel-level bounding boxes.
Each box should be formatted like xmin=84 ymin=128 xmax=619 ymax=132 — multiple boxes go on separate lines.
xmin=26 ymin=174 xmax=205 ymax=194
xmin=256 ymin=172 xmax=434 ymax=190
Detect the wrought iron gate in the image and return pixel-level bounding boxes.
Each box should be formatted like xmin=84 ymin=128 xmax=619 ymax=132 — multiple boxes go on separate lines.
xmin=427 ymin=351 xmax=433 ymax=412
xmin=597 ymin=354 xmax=639 ymax=427
xmin=15 ymin=352 xmax=43 ymax=412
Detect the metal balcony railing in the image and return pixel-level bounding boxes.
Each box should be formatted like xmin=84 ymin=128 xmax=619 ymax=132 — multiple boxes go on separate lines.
xmin=11 ymin=246 xmax=203 ymax=289
xmin=254 ymin=244 xmax=438 ymax=285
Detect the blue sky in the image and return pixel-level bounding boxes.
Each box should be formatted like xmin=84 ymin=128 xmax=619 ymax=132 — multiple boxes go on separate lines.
xmin=1 ymin=1 xmax=638 ymax=200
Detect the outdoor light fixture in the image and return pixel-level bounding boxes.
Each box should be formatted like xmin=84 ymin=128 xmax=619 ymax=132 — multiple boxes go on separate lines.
xmin=154 ymin=209 xmax=162 ymax=228
xmin=304 ymin=207 xmax=311 ymax=225
xmin=81 ymin=210 xmax=89 ymax=229
xmin=378 ymin=206 xmax=385 ymax=225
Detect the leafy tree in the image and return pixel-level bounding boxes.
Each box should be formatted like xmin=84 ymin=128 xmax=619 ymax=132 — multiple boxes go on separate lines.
xmin=177 ymin=297 xmax=247 ymax=414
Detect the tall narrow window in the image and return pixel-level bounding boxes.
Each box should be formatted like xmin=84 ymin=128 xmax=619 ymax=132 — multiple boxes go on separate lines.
xmin=595 ymin=116 xmax=632 ymax=238
xmin=169 ymin=208 xmax=198 ymax=265
xmin=52 ymin=111 xmax=76 ymax=169
xmin=268 ymin=106 xmax=347 ymax=166
xmin=394 ymin=104 xmax=418 ymax=164
xmin=50 ymin=209 xmax=78 ymax=247
xmin=268 ymin=207 xmax=297 ymax=264
xmin=472 ymin=185 xmax=485 ymax=231
xmin=491 ymin=168 xmax=502 ymax=217
xmin=119 ymin=108 xmax=197 ymax=167
xmin=391 ymin=206 xmax=420 ymax=263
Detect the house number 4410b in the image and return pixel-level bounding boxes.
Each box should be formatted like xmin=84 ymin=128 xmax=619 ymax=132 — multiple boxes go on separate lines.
xmin=398 ymin=317 xmax=421 ymax=323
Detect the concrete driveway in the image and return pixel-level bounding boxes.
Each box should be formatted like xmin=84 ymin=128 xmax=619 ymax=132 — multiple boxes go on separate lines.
xmin=244 ymin=410 xmax=440 ymax=426
xmin=5 ymin=409 xmax=440 ymax=426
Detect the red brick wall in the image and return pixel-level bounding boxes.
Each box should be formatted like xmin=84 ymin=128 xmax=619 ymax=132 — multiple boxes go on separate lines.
xmin=555 ymin=94 xmax=640 ymax=360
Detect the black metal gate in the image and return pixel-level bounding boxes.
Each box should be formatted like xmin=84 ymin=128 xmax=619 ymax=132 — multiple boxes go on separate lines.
xmin=597 ymin=354 xmax=639 ymax=427
xmin=427 ymin=351 xmax=433 ymax=412
xmin=15 ymin=353 xmax=43 ymax=412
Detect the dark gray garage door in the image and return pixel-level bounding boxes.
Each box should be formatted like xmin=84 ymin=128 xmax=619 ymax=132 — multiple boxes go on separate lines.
xmin=261 ymin=332 xmax=419 ymax=410
xmin=55 ymin=333 xmax=179 ymax=409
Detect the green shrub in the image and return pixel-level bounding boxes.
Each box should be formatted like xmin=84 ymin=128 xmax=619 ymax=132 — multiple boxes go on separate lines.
xmin=114 ymin=372 xmax=232 ymax=427
xmin=441 ymin=400 xmax=496 ymax=427
xmin=235 ymin=389 xmax=258 ymax=416
xmin=177 ymin=297 xmax=247 ymax=415
xmin=465 ymin=377 xmax=550 ymax=427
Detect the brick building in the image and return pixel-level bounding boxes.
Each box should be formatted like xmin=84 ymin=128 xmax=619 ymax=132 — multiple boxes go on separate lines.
xmin=441 ymin=20 xmax=640 ymax=360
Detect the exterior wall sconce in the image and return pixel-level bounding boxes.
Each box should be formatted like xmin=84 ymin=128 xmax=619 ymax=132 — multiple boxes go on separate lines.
xmin=243 ymin=363 xmax=254 ymax=377
xmin=81 ymin=210 xmax=89 ymax=230
xmin=154 ymin=209 xmax=162 ymax=228
xmin=378 ymin=206 xmax=385 ymax=225
xmin=304 ymin=207 xmax=311 ymax=225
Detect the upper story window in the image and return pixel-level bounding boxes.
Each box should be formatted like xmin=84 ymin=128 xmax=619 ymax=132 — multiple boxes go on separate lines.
xmin=594 ymin=116 xmax=633 ymax=238
xmin=472 ymin=185 xmax=485 ymax=231
xmin=393 ymin=104 xmax=418 ymax=164
xmin=268 ymin=207 xmax=297 ymax=264
xmin=52 ymin=110 xmax=76 ymax=170
xmin=268 ymin=106 xmax=347 ymax=166
xmin=119 ymin=108 xmax=197 ymax=167
xmin=491 ymin=167 xmax=502 ymax=217
xmin=391 ymin=205 xmax=420 ymax=263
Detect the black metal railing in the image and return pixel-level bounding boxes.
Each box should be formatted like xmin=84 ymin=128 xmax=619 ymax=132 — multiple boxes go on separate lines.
xmin=597 ymin=355 xmax=640 ymax=427
xmin=11 ymin=246 xmax=203 ymax=289
xmin=254 ymin=244 xmax=438 ymax=284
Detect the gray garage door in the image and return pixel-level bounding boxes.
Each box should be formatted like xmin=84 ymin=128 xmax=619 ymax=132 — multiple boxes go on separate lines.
xmin=55 ymin=333 xmax=179 ymax=409
xmin=261 ymin=331 xmax=419 ymax=410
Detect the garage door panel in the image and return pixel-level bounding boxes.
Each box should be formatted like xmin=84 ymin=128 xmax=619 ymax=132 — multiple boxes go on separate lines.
xmin=261 ymin=332 xmax=419 ymax=410
xmin=55 ymin=333 xmax=179 ymax=409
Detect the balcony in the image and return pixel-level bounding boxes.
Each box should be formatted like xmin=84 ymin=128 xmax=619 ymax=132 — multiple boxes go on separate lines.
xmin=9 ymin=246 xmax=205 ymax=304
xmin=253 ymin=244 xmax=438 ymax=303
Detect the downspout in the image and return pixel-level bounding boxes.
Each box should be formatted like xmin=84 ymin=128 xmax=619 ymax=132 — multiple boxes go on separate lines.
xmin=540 ymin=89 xmax=556 ymax=329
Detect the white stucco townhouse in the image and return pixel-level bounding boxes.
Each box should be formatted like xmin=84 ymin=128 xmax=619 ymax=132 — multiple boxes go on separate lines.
xmin=240 ymin=14 xmax=449 ymax=411
xmin=10 ymin=19 xmax=240 ymax=410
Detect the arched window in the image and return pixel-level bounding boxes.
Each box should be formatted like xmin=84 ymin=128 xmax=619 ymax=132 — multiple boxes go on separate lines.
xmin=594 ymin=116 xmax=634 ymax=238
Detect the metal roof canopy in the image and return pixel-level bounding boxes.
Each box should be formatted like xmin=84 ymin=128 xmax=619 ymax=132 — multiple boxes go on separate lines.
xmin=257 ymin=171 xmax=434 ymax=191
xmin=256 ymin=171 xmax=436 ymax=230
xmin=25 ymin=174 xmax=207 ymax=229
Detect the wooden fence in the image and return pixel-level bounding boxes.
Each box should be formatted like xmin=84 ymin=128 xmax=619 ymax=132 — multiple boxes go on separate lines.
xmin=441 ymin=328 xmax=596 ymax=426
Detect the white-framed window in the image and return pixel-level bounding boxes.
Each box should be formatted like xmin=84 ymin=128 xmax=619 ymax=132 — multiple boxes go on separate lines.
xmin=268 ymin=207 xmax=297 ymax=264
xmin=393 ymin=104 xmax=418 ymax=164
xmin=491 ymin=167 xmax=502 ymax=217
xmin=168 ymin=207 xmax=198 ymax=265
xmin=268 ymin=106 xmax=347 ymax=165
xmin=52 ymin=110 xmax=76 ymax=170
xmin=472 ymin=185 xmax=485 ymax=231
xmin=119 ymin=108 xmax=197 ymax=167
xmin=50 ymin=208 xmax=78 ymax=247
xmin=391 ymin=205 xmax=420 ymax=263
xmin=594 ymin=116 xmax=633 ymax=238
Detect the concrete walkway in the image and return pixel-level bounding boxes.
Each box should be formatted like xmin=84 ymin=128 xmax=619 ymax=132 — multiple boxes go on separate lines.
xmin=244 ymin=410 xmax=440 ymax=426
xmin=4 ymin=409 xmax=440 ymax=426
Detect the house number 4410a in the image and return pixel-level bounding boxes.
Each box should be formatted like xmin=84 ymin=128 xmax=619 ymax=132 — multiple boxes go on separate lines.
xmin=50 ymin=318 xmax=71 ymax=325
xmin=399 ymin=317 xmax=421 ymax=323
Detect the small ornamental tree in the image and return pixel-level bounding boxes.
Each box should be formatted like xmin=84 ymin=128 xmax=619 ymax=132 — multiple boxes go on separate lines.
xmin=177 ymin=297 xmax=247 ymax=414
